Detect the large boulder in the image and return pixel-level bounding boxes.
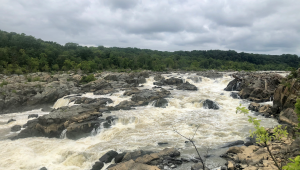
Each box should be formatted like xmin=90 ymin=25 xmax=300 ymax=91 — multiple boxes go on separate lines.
xmin=248 ymin=102 xmax=261 ymax=112
xmin=224 ymin=79 xmax=242 ymax=91
xmin=11 ymin=125 xmax=21 ymax=132
xmin=203 ymin=99 xmax=220 ymax=110
xmin=99 ymin=150 xmax=119 ymax=163
xmin=176 ymin=81 xmax=197 ymax=91
xmin=131 ymin=89 xmax=171 ymax=105
xmin=279 ymin=108 xmax=299 ymax=126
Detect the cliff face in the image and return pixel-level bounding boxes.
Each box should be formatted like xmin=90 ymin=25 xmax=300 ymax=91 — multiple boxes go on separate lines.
xmin=272 ymin=70 xmax=300 ymax=126
xmin=225 ymin=71 xmax=299 ymax=127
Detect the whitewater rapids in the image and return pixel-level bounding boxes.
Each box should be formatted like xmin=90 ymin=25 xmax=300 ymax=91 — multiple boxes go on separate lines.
xmin=0 ymin=73 xmax=279 ymax=170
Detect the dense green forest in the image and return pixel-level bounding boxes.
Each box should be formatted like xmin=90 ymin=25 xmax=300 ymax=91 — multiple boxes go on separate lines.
xmin=0 ymin=30 xmax=299 ymax=74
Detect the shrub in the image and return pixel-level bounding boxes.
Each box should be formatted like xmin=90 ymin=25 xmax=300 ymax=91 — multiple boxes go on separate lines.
xmin=0 ymin=81 xmax=8 ymax=87
xmin=236 ymin=104 xmax=288 ymax=170
xmin=80 ymin=74 xmax=96 ymax=84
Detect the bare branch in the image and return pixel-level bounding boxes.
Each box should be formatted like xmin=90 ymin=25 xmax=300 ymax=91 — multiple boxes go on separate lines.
xmin=191 ymin=125 xmax=200 ymax=140
xmin=172 ymin=125 xmax=205 ymax=170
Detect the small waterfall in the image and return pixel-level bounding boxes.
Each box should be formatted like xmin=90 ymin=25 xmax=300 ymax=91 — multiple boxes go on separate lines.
xmin=53 ymin=97 xmax=70 ymax=109
xmin=60 ymin=129 xmax=67 ymax=139
xmin=91 ymin=122 xmax=105 ymax=136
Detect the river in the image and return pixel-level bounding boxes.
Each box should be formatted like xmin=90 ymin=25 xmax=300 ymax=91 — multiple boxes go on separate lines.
xmin=0 ymin=72 xmax=279 ymax=170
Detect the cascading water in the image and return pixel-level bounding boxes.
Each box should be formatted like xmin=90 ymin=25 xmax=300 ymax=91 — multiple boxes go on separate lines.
xmin=60 ymin=129 xmax=67 ymax=139
xmin=0 ymin=73 xmax=279 ymax=170
xmin=53 ymin=97 xmax=70 ymax=109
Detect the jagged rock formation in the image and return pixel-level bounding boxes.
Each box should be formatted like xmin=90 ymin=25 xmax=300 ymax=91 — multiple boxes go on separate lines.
xmin=224 ymin=72 xmax=283 ymax=103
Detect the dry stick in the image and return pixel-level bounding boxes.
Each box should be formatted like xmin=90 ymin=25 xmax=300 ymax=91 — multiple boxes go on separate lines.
xmin=173 ymin=126 xmax=205 ymax=170
xmin=265 ymin=142 xmax=282 ymax=170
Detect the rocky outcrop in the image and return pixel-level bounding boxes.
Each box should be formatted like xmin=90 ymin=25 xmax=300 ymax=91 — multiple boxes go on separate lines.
xmin=271 ymin=69 xmax=300 ymax=126
xmin=224 ymin=72 xmax=283 ymax=103
xmin=176 ymin=81 xmax=197 ymax=91
xmin=0 ymin=72 xmax=115 ymax=114
xmin=99 ymin=148 xmax=181 ymax=170
xmin=12 ymin=98 xmax=116 ymax=139
xmin=131 ymin=89 xmax=171 ymax=105
xmin=154 ymin=77 xmax=197 ymax=91
xmin=222 ymin=136 xmax=300 ymax=170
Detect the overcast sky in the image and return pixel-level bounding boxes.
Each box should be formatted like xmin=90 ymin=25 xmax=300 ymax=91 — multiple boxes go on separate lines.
xmin=1 ymin=0 xmax=299 ymax=55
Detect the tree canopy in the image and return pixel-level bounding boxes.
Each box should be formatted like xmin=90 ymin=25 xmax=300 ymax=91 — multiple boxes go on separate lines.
xmin=0 ymin=30 xmax=299 ymax=74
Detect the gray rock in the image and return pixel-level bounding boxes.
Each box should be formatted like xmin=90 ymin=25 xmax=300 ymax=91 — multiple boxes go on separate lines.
xmin=28 ymin=114 xmax=38 ymax=119
xmin=99 ymin=150 xmax=118 ymax=163
xmin=154 ymin=98 xmax=168 ymax=108
xmin=7 ymin=119 xmax=16 ymax=124
xmin=176 ymin=81 xmax=197 ymax=91
xmin=11 ymin=125 xmax=21 ymax=132
xmin=203 ymin=99 xmax=220 ymax=110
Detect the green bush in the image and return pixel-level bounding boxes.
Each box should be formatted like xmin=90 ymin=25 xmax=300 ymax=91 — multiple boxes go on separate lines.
xmin=0 ymin=81 xmax=8 ymax=87
xmin=80 ymin=74 xmax=96 ymax=84
xmin=283 ymin=156 xmax=300 ymax=170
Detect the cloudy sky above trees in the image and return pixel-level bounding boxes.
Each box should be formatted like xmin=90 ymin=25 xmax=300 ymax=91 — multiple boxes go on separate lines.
xmin=1 ymin=0 xmax=299 ymax=55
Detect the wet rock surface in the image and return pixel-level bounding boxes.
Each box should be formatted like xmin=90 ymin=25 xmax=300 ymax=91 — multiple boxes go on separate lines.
xmin=90 ymin=148 xmax=183 ymax=170
xmin=203 ymin=99 xmax=220 ymax=110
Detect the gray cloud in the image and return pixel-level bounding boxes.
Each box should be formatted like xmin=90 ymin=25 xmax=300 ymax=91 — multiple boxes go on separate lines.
xmin=0 ymin=0 xmax=299 ymax=55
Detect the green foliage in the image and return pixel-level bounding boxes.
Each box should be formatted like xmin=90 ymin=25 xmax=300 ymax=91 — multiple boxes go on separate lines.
xmin=283 ymin=156 xmax=300 ymax=170
xmin=287 ymin=68 xmax=298 ymax=79
xmin=0 ymin=81 xmax=8 ymax=87
xmin=0 ymin=30 xmax=298 ymax=74
xmin=12 ymin=90 xmax=16 ymax=93
xmin=236 ymin=104 xmax=288 ymax=144
xmin=236 ymin=104 xmax=288 ymax=170
xmin=80 ymin=74 xmax=96 ymax=84
xmin=32 ymin=77 xmax=40 ymax=82
xmin=294 ymin=98 xmax=300 ymax=128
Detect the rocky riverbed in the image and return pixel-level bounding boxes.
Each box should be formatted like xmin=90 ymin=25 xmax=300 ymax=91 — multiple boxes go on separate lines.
xmin=0 ymin=70 xmax=298 ymax=170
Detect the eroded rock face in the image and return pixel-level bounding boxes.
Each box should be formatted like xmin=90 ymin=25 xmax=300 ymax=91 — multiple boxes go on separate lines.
xmin=224 ymin=72 xmax=282 ymax=103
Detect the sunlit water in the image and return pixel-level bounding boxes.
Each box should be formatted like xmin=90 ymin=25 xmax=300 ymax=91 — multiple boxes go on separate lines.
xmin=0 ymin=73 xmax=279 ymax=170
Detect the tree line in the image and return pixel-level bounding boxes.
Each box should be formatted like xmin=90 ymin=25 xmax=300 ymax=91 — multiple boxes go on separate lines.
xmin=0 ymin=30 xmax=299 ymax=74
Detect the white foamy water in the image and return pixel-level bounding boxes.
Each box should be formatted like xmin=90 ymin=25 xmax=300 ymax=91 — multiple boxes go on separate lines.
xmin=0 ymin=73 xmax=279 ymax=170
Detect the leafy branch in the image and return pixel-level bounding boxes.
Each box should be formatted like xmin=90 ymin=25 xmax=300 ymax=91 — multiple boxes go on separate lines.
xmin=236 ymin=104 xmax=288 ymax=170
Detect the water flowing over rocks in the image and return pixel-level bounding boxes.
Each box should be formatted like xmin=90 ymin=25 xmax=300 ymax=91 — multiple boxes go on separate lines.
xmin=154 ymin=77 xmax=197 ymax=91
xmin=12 ymin=98 xmax=114 ymax=139
xmin=0 ymin=70 xmax=293 ymax=170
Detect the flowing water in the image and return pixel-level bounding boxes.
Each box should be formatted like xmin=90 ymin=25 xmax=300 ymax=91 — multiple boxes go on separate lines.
xmin=0 ymin=73 xmax=279 ymax=170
